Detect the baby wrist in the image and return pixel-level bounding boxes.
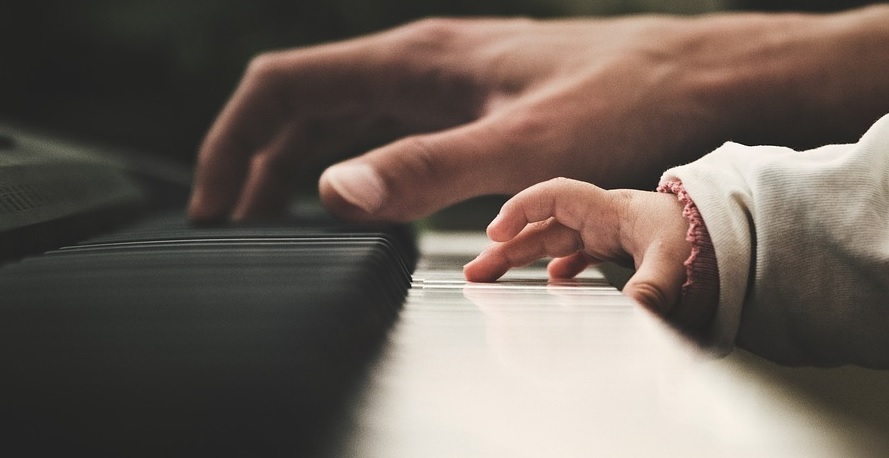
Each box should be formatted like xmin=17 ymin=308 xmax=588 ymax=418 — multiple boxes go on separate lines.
xmin=657 ymin=180 xmax=720 ymax=331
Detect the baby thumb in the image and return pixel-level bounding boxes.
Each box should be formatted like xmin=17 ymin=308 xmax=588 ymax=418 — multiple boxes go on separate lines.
xmin=622 ymin=248 xmax=686 ymax=316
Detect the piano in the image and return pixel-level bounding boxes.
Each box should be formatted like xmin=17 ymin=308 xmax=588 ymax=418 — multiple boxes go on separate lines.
xmin=2 ymin=124 xmax=889 ymax=456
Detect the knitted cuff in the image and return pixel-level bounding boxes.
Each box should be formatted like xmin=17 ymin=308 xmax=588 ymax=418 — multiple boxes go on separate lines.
xmin=657 ymin=180 xmax=720 ymax=315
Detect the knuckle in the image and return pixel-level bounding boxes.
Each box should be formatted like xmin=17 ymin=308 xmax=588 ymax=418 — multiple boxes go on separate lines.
xmin=237 ymin=52 xmax=292 ymax=126
xmin=387 ymin=18 xmax=483 ymax=121
xmin=548 ymin=176 xmax=574 ymax=187
xmin=244 ymin=52 xmax=285 ymax=83
xmin=502 ymin=110 xmax=551 ymax=143
xmin=242 ymin=52 xmax=287 ymax=92
xmin=388 ymin=18 xmax=463 ymax=74
xmin=399 ymin=17 xmax=464 ymax=46
xmin=389 ymin=18 xmax=474 ymax=70
xmin=529 ymin=218 xmax=554 ymax=231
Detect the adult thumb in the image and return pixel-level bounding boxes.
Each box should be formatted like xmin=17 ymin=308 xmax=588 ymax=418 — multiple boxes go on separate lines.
xmin=318 ymin=119 xmax=522 ymax=222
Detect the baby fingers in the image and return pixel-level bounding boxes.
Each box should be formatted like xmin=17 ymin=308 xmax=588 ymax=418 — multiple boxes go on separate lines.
xmin=463 ymin=218 xmax=584 ymax=282
xmin=486 ymin=177 xmax=622 ymax=248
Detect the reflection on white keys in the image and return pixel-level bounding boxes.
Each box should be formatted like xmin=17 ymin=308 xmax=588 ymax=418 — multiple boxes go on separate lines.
xmin=339 ymin=232 xmax=889 ymax=457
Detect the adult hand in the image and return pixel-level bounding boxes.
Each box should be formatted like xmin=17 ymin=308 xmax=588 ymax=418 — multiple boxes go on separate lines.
xmin=463 ymin=178 xmax=713 ymax=330
xmin=188 ymin=8 xmax=888 ymax=223
xmin=187 ymin=16 xmax=721 ymax=222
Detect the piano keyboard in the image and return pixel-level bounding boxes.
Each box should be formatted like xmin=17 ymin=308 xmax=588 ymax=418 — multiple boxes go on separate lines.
xmin=0 ymin=213 xmax=417 ymax=455
xmin=4 ymin=124 xmax=888 ymax=456
xmin=325 ymin=232 xmax=889 ymax=458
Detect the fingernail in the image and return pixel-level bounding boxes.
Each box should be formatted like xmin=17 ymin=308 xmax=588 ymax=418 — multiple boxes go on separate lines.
xmin=322 ymin=163 xmax=386 ymax=214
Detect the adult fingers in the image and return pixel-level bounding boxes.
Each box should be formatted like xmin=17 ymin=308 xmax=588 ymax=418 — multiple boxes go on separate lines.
xmin=189 ymin=21 xmax=483 ymax=222
xmin=188 ymin=52 xmax=295 ymax=222
xmin=318 ymin=112 xmax=542 ymax=222
xmin=220 ymin=110 xmax=443 ymax=221
xmin=228 ymin=129 xmax=303 ymax=220
xmin=188 ymin=44 xmax=387 ymax=221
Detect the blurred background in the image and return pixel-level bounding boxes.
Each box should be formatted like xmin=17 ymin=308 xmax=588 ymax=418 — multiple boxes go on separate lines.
xmin=0 ymin=0 xmax=876 ymax=167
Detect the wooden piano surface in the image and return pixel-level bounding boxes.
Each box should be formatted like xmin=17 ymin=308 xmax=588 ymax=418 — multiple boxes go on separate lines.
xmin=325 ymin=231 xmax=889 ymax=457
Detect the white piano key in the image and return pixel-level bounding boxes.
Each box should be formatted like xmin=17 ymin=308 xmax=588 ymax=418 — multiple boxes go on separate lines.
xmin=336 ymin=231 xmax=889 ymax=458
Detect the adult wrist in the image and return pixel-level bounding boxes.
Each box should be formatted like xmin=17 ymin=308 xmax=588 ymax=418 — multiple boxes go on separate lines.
xmin=676 ymin=7 xmax=889 ymax=150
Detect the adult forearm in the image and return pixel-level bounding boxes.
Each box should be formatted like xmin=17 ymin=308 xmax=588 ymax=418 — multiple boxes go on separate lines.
xmin=812 ymin=4 xmax=889 ymax=144
xmin=682 ymin=5 xmax=889 ymax=150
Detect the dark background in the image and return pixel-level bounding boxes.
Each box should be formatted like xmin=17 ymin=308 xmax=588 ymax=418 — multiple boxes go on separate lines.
xmin=0 ymin=0 xmax=878 ymax=167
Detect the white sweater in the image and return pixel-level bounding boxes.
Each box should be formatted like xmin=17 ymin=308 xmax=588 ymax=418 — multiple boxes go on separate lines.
xmin=661 ymin=114 xmax=889 ymax=368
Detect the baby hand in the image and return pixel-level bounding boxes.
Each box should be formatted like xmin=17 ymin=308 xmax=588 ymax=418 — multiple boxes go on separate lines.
xmin=464 ymin=177 xmax=711 ymax=328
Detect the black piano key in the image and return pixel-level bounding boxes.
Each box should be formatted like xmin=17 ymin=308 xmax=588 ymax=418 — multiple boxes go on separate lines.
xmin=0 ymin=214 xmax=417 ymax=456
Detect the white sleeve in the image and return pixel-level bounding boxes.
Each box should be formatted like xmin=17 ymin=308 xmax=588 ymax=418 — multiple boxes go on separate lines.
xmin=661 ymin=113 xmax=889 ymax=368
